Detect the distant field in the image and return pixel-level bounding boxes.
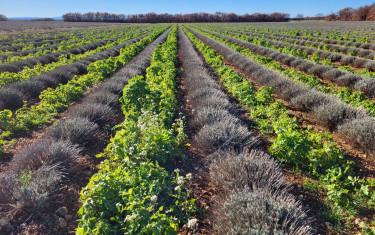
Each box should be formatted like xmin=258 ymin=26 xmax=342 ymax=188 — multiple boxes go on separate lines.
xmin=0 ymin=21 xmax=375 ymax=234
xmin=0 ymin=20 xmax=134 ymax=35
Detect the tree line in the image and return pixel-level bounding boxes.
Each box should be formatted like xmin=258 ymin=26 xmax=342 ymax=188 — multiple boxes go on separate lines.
xmin=62 ymin=12 xmax=290 ymax=23
xmin=325 ymin=4 xmax=375 ymax=21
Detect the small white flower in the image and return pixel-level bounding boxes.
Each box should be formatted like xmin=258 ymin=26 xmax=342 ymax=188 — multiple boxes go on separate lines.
xmin=124 ymin=214 xmax=137 ymax=222
xmin=174 ymin=185 xmax=181 ymax=191
xmin=174 ymin=168 xmax=180 ymax=173
xmin=177 ymin=176 xmax=184 ymax=185
xmin=186 ymin=173 xmax=193 ymax=180
xmin=187 ymin=218 xmax=198 ymax=229
xmin=150 ymin=195 xmax=158 ymax=203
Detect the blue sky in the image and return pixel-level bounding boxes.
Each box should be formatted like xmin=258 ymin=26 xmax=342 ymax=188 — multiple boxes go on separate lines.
xmin=1 ymin=0 xmax=374 ymax=18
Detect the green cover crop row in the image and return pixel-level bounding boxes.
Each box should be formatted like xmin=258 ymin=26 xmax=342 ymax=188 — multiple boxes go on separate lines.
xmin=77 ymin=25 xmax=196 ymax=234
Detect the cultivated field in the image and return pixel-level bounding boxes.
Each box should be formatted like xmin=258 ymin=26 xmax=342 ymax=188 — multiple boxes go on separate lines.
xmin=0 ymin=21 xmax=375 ymax=234
xmin=0 ymin=20 xmax=132 ymax=35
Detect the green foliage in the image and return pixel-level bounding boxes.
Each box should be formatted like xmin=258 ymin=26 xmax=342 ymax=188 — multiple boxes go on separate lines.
xmin=77 ymin=161 xmax=177 ymax=234
xmin=120 ymin=75 xmax=150 ymax=117
xmin=77 ymin=25 xmax=196 ymax=234
xmin=0 ymin=109 xmax=12 ymax=130
xmin=359 ymin=221 xmax=375 ymax=234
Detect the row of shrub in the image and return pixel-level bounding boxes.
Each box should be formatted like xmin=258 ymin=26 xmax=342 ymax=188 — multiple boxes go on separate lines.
xmin=196 ymin=26 xmax=375 ymax=99
xmin=184 ymin=25 xmax=375 ymax=232
xmin=242 ymin=31 xmax=375 ymax=70
xmin=0 ymin=31 xmax=96 ymax=61
xmin=0 ymin=37 xmax=67 ymax=53
xmin=0 ymin=25 xmax=173 ymax=234
xmin=189 ymin=26 xmax=375 ymax=155
xmin=215 ymin=22 xmax=372 ymax=43
xmin=179 ymin=25 xmax=313 ymax=234
xmin=0 ymin=26 xmax=133 ymax=54
xmin=0 ymin=27 xmax=169 ymax=155
xmin=0 ymin=25 xmax=154 ymax=73
xmin=0 ymin=25 xmax=152 ymax=64
xmin=189 ymin=27 xmax=375 ymax=117
xmin=0 ymin=27 xmax=161 ymax=91
xmin=226 ymin=26 xmax=375 ymax=50
xmin=0 ymin=28 xmax=129 ymax=46
xmin=0 ymin=34 xmax=110 ymax=72
xmin=211 ymin=25 xmax=375 ymax=74
xmin=228 ymin=28 xmax=375 ymax=60
xmin=77 ymin=25 xmax=197 ymax=234
xmin=0 ymin=28 xmax=86 ymax=48
xmin=0 ymin=25 xmax=133 ymax=52
xmin=219 ymin=26 xmax=375 ymax=77
xmin=0 ymin=33 xmax=71 ymax=50
xmin=0 ymin=27 xmax=158 ymax=111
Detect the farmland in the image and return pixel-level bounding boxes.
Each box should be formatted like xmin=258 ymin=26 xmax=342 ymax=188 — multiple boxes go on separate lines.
xmin=0 ymin=21 xmax=375 ymax=234
xmin=0 ymin=20 xmax=132 ymax=35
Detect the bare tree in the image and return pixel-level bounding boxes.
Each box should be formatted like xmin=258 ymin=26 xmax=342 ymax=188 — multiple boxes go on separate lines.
xmin=62 ymin=11 xmax=290 ymax=23
xmin=357 ymin=5 xmax=371 ymax=20
xmin=0 ymin=14 xmax=7 ymax=21
xmin=366 ymin=4 xmax=375 ymax=20
xmin=338 ymin=7 xmax=354 ymax=20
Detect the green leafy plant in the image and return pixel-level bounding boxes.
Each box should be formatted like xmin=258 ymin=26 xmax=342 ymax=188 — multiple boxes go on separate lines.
xmin=77 ymin=25 xmax=196 ymax=234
